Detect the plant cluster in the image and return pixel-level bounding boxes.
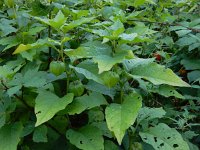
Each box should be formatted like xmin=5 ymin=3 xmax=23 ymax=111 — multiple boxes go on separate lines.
xmin=0 ymin=0 xmax=200 ymax=150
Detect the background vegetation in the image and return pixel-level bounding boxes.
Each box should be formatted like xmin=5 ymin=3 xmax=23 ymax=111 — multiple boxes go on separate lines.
xmin=0 ymin=0 xmax=200 ymax=149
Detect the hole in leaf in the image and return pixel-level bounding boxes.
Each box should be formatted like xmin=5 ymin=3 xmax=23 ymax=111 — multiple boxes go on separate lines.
xmin=143 ymin=137 xmax=147 ymax=140
xmin=170 ymin=91 xmax=173 ymax=93
xmin=36 ymin=111 xmax=41 ymax=114
xmin=154 ymin=137 xmax=157 ymax=142
xmin=173 ymin=144 xmax=179 ymax=148
xmin=167 ymin=137 xmax=171 ymax=139
xmin=80 ymin=141 xmax=83 ymax=144
xmin=160 ymin=143 xmax=164 ymax=147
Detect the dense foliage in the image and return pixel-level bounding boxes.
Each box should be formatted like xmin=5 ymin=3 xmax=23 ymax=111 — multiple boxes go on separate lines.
xmin=0 ymin=0 xmax=200 ymax=149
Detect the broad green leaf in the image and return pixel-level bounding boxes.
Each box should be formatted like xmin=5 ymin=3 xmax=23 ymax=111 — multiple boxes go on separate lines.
xmin=119 ymin=33 xmax=138 ymax=42
xmin=0 ymin=36 xmax=20 ymax=51
xmin=49 ymin=10 xmax=67 ymax=29
xmin=66 ymin=92 xmax=107 ymax=115
xmin=124 ymin=59 xmax=190 ymax=87
xmin=62 ymin=17 xmax=94 ymax=33
xmin=93 ymin=52 xmax=130 ymax=73
xmin=123 ymin=58 xmax=155 ymax=71
xmin=109 ymin=19 xmax=125 ymax=38
xmin=13 ymin=44 xmax=32 ymax=55
xmin=137 ymin=107 xmax=166 ymax=124
xmin=187 ymin=70 xmax=200 ymax=83
xmin=66 ymin=125 xmax=104 ymax=150
xmin=140 ymin=123 xmax=189 ymax=150
xmin=0 ymin=20 xmax=17 ymax=37
xmin=34 ymin=10 xmax=67 ymax=29
xmin=0 ymin=65 xmax=14 ymax=79
xmin=181 ymin=59 xmax=200 ymax=70
xmin=101 ymin=71 xmax=120 ymax=87
xmin=149 ymin=85 xmax=184 ymax=99
xmin=35 ymin=91 xmax=74 ymax=127
xmin=105 ymin=93 xmax=142 ymax=144
xmin=0 ymin=97 xmax=16 ymax=128
xmin=0 ymin=122 xmax=23 ymax=150
xmin=8 ymin=68 xmax=48 ymax=90
xmin=33 ymin=125 xmax=48 ymax=143
xmin=71 ymin=60 xmax=119 ymax=87
xmin=65 ymin=41 xmax=112 ymax=59
xmin=26 ymin=26 xmax=46 ymax=36
xmin=91 ymin=122 xmax=113 ymax=138
xmin=105 ymin=140 xmax=118 ymax=150
xmin=85 ymin=81 xmax=116 ymax=99
xmin=13 ymin=38 xmax=60 ymax=54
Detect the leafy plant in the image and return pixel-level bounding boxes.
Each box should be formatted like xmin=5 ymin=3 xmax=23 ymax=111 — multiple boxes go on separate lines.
xmin=0 ymin=0 xmax=199 ymax=150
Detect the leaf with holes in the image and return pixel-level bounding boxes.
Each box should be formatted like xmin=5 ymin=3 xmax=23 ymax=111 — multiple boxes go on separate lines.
xmin=35 ymin=91 xmax=74 ymax=127
xmin=105 ymin=93 xmax=142 ymax=144
xmin=139 ymin=123 xmax=190 ymax=150
xmin=66 ymin=125 xmax=104 ymax=150
xmin=137 ymin=107 xmax=166 ymax=124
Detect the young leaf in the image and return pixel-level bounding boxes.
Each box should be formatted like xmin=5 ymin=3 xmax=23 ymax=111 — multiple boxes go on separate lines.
xmin=105 ymin=93 xmax=142 ymax=144
xmin=0 ymin=122 xmax=23 ymax=150
xmin=35 ymin=91 xmax=74 ymax=127
xmin=93 ymin=52 xmax=130 ymax=73
xmin=139 ymin=123 xmax=190 ymax=150
xmin=66 ymin=125 xmax=104 ymax=150
xmin=61 ymin=17 xmax=94 ymax=33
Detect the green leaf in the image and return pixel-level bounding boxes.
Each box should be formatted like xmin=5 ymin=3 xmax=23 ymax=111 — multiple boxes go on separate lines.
xmin=140 ymin=123 xmax=189 ymax=150
xmin=66 ymin=92 xmax=107 ymax=115
xmin=109 ymin=19 xmax=125 ymax=38
xmin=62 ymin=17 xmax=94 ymax=33
xmin=124 ymin=59 xmax=190 ymax=87
xmin=33 ymin=125 xmax=48 ymax=143
xmin=65 ymin=41 xmax=112 ymax=59
xmin=181 ymin=59 xmax=200 ymax=70
xmin=66 ymin=125 xmax=104 ymax=150
xmin=119 ymin=33 xmax=138 ymax=42
xmin=0 ymin=36 xmax=20 ymax=51
xmin=0 ymin=65 xmax=14 ymax=79
xmin=35 ymin=91 xmax=74 ymax=127
xmin=105 ymin=93 xmax=142 ymax=144
xmin=93 ymin=52 xmax=129 ymax=73
xmin=49 ymin=10 xmax=67 ymax=29
xmin=13 ymin=38 xmax=60 ymax=54
xmin=137 ymin=107 xmax=166 ymax=124
xmin=0 ymin=19 xmax=17 ymax=37
xmin=0 ymin=122 xmax=23 ymax=150
xmin=104 ymin=140 xmax=118 ymax=150
xmin=85 ymin=81 xmax=116 ymax=99
xmin=34 ymin=10 xmax=67 ymax=29
xmin=149 ymin=85 xmax=184 ymax=99
xmin=71 ymin=60 xmax=119 ymax=87
xmin=8 ymin=68 xmax=48 ymax=92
